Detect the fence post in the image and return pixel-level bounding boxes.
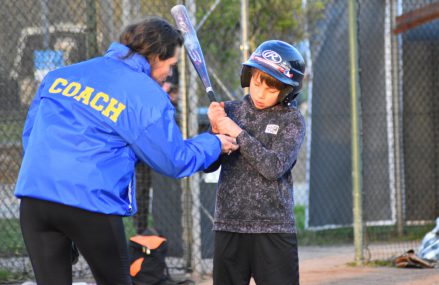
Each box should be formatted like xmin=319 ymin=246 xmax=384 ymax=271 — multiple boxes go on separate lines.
xmin=390 ymin=0 xmax=405 ymax=237
xmin=240 ymin=0 xmax=249 ymax=95
xmin=85 ymin=0 xmax=98 ymax=58
xmin=40 ymin=0 xmax=49 ymax=49
xmin=302 ymin=0 xmax=314 ymax=230
xmin=179 ymin=16 xmax=192 ymax=272
xmin=186 ymin=1 xmax=203 ymax=275
xmin=348 ymin=0 xmax=364 ymax=266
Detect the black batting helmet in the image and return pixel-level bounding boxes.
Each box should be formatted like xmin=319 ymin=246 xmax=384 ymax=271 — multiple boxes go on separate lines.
xmin=241 ymin=40 xmax=305 ymax=106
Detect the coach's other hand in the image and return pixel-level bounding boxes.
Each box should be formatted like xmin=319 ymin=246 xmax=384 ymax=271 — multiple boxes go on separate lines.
xmin=216 ymin=134 xmax=239 ymax=154
xmin=216 ymin=117 xmax=243 ymax=138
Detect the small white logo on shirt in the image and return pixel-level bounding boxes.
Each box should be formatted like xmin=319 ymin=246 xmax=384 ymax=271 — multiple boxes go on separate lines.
xmin=265 ymin=124 xmax=279 ymax=135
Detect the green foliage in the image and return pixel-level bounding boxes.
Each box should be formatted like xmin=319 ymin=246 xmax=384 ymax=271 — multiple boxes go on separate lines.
xmin=365 ymin=224 xmax=433 ymax=243
xmin=365 ymin=259 xmax=394 ymax=267
xmin=123 ymin=217 xmax=137 ymax=239
xmin=0 ymin=121 xmax=23 ymax=144
xmin=123 ymin=215 xmax=155 ymax=237
xmin=195 ymin=0 xmax=243 ymax=100
xmin=191 ymin=0 xmax=328 ymax=102
xmin=296 ymin=223 xmax=433 ymax=246
xmin=294 ymin=205 xmax=306 ymax=231
xmin=347 ymin=259 xmax=394 ymax=267
xmin=0 ymin=219 xmax=26 ymax=257
xmin=250 ymin=0 xmax=304 ymax=47
xmin=0 ymin=269 xmax=23 ymax=282
xmin=298 ymin=227 xmax=354 ymax=246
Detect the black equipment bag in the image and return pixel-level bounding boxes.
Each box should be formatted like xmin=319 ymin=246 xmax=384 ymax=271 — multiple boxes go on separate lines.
xmin=129 ymin=234 xmax=168 ymax=285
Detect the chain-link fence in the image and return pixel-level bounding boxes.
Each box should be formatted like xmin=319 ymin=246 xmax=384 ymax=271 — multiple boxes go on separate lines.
xmin=1 ymin=0 xmax=438 ymax=283
xmin=306 ymin=0 xmax=439 ymax=263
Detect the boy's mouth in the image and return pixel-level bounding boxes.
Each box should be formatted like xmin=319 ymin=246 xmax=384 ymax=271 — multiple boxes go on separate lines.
xmin=254 ymin=100 xmax=264 ymax=108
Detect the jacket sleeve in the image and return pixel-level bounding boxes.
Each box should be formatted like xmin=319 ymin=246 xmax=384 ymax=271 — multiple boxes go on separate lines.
xmin=22 ymin=78 xmax=46 ymax=154
xmin=129 ymin=106 xmax=222 ymax=179
xmin=203 ymin=158 xmax=222 ymax=173
xmin=236 ymin=113 xmax=306 ymax=181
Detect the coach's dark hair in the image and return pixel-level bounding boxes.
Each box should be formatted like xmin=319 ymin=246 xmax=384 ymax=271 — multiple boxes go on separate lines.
xmin=119 ymin=16 xmax=183 ymax=62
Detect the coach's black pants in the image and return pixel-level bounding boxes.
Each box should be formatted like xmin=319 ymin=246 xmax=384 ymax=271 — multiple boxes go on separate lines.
xmin=213 ymin=231 xmax=300 ymax=285
xmin=19 ymin=197 xmax=132 ymax=285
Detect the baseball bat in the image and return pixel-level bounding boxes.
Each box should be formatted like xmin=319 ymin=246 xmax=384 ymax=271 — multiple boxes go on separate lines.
xmin=171 ymin=4 xmax=217 ymax=102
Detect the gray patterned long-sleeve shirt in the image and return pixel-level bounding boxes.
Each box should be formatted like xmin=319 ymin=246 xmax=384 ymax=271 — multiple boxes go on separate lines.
xmin=210 ymin=95 xmax=306 ymax=233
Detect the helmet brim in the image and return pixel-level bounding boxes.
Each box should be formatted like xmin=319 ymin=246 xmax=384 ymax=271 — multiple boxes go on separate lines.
xmin=242 ymin=61 xmax=300 ymax=88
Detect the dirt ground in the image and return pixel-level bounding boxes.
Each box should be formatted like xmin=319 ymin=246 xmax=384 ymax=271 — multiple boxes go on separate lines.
xmin=197 ymin=245 xmax=439 ymax=285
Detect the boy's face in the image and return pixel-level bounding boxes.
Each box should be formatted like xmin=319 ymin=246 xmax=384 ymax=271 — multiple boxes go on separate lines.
xmin=249 ymin=71 xmax=281 ymax=109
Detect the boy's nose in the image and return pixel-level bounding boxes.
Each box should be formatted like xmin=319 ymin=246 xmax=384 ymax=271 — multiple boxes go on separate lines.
xmin=256 ymin=92 xmax=265 ymax=100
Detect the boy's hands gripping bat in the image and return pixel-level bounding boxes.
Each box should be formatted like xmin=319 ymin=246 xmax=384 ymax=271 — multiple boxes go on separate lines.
xmin=171 ymin=4 xmax=217 ymax=102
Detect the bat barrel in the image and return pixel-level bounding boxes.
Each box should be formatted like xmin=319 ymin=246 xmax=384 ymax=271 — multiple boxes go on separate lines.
xmin=171 ymin=4 xmax=217 ymax=102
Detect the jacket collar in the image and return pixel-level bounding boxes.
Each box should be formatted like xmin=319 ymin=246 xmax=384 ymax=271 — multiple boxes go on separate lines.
xmin=104 ymin=42 xmax=151 ymax=75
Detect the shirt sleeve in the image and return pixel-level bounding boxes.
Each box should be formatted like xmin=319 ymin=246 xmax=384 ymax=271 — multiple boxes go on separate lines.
xmin=129 ymin=106 xmax=222 ymax=179
xmin=22 ymin=78 xmax=46 ymax=154
xmin=236 ymin=113 xmax=306 ymax=180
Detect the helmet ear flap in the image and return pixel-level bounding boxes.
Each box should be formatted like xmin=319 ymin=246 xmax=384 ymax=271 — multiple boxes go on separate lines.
xmin=278 ymin=86 xmax=293 ymax=104
xmin=282 ymin=91 xmax=300 ymax=107
xmin=240 ymin=65 xmax=252 ymax=88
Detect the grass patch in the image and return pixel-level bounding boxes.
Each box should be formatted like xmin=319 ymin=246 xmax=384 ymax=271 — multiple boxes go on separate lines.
xmin=294 ymin=205 xmax=354 ymax=246
xmin=293 ymin=205 xmax=432 ymax=246
xmin=123 ymin=217 xmax=137 ymax=238
xmin=294 ymin=205 xmax=305 ymax=231
xmin=298 ymin=227 xmax=354 ymax=246
xmin=347 ymin=259 xmax=394 ymax=267
xmin=123 ymin=215 xmax=155 ymax=237
xmin=365 ymin=224 xmax=433 ymax=243
xmin=296 ymin=225 xmax=431 ymax=247
xmin=366 ymin=259 xmax=394 ymax=267
xmin=0 ymin=219 xmax=26 ymax=256
xmin=0 ymin=269 xmax=23 ymax=282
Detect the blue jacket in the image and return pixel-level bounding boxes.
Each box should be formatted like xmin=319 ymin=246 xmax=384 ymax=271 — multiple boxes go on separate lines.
xmin=15 ymin=42 xmax=221 ymax=216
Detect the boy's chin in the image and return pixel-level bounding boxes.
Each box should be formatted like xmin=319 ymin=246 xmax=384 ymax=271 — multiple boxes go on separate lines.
xmin=252 ymin=100 xmax=265 ymax=109
xmin=252 ymin=100 xmax=275 ymax=110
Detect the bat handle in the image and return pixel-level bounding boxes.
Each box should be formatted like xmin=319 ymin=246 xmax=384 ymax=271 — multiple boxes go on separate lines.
xmin=206 ymin=87 xmax=217 ymax=102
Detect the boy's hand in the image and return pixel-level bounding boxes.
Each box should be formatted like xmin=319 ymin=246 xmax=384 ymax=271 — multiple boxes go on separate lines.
xmin=208 ymin=102 xmax=226 ymax=133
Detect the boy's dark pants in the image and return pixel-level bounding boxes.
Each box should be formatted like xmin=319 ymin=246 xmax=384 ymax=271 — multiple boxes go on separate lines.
xmin=213 ymin=231 xmax=300 ymax=285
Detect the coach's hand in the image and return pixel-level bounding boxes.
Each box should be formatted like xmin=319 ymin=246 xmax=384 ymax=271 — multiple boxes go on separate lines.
xmin=216 ymin=117 xmax=242 ymax=138
xmin=216 ymin=134 xmax=239 ymax=155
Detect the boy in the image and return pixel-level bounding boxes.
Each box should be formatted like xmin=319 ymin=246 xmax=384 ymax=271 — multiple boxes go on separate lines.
xmin=207 ymin=40 xmax=306 ymax=285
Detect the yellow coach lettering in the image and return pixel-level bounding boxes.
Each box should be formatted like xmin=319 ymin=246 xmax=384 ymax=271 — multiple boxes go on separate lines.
xmin=90 ymin=92 xmax=109 ymax=111
xmin=102 ymin=98 xmax=126 ymax=122
xmin=62 ymin=82 xmax=81 ymax=97
xmin=49 ymin=77 xmax=125 ymax=123
xmin=48 ymin=78 xmax=68 ymax=93
xmin=74 ymin=86 xmax=94 ymax=105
